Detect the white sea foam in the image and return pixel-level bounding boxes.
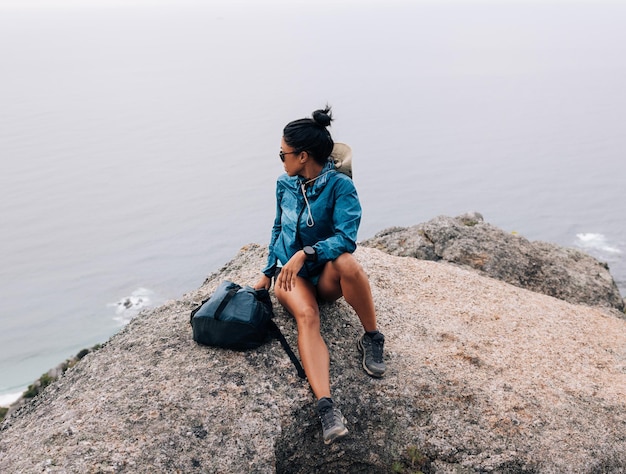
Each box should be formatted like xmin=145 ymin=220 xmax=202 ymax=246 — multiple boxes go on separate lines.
xmin=0 ymin=391 xmax=23 ymax=407
xmin=575 ymin=233 xmax=622 ymax=254
xmin=108 ymin=288 xmax=154 ymax=325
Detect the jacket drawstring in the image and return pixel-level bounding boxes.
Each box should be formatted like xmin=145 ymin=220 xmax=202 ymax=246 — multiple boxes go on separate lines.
xmin=301 ymin=183 xmax=315 ymax=227
xmin=300 ymin=169 xmax=334 ymax=228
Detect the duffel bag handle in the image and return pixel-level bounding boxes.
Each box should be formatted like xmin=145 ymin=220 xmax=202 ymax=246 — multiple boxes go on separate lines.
xmin=213 ymin=284 xmax=240 ymax=320
xmin=189 ymin=281 xmax=241 ymax=324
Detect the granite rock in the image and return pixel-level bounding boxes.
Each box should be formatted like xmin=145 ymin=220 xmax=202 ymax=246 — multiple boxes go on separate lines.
xmin=361 ymin=212 xmax=625 ymax=312
xmin=1 ymin=244 xmax=625 ymax=473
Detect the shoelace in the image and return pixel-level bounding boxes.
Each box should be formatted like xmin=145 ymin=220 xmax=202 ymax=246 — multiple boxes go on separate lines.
xmin=367 ymin=336 xmax=384 ymax=363
xmin=319 ymin=406 xmax=339 ymax=429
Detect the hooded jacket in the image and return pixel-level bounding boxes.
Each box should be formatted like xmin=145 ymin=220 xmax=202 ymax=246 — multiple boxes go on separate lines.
xmin=262 ymin=161 xmax=362 ymax=279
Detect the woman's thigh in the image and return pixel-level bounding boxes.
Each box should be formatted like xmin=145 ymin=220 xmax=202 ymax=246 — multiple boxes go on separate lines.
xmin=274 ymin=276 xmax=319 ymax=319
xmin=315 ymin=253 xmax=357 ymax=302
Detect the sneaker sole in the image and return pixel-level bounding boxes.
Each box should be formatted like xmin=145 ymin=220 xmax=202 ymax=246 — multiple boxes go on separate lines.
xmin=324 ymin=416 xmax=349 ymax=445
xmin=357 ymin=338 xmax=385 ymax=378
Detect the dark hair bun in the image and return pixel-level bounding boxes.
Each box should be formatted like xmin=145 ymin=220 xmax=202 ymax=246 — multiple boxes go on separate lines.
xmin=312 ymin=106 xmax=333 ymax=127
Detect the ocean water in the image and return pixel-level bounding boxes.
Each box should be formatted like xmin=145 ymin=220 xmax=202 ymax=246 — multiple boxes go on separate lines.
xmin=1 ymin=1 xmax=625 ymax=404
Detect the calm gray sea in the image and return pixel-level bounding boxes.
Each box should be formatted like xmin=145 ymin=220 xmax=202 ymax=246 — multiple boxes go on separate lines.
xmin=1 ymin=1 xmax=625 ymax=403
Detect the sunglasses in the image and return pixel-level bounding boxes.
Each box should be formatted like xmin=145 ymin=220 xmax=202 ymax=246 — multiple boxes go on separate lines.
xmin=279 ymin=150 xmax=300 ymax=162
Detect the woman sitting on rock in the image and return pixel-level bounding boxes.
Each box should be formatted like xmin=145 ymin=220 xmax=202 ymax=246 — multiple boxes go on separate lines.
xmin=255 ymin=106 xmax=386 ymax=444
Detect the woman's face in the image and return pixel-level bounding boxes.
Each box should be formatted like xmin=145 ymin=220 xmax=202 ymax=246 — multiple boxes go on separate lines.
xmin=280 ymin=137 xmax=303 ymax=177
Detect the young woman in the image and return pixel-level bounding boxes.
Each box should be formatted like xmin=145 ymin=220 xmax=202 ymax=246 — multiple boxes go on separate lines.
xmin=255 ymin=106 xmax=386 ymax=444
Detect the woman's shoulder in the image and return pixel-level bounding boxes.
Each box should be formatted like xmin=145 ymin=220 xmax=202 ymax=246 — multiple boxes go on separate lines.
xmin=276 ymin=173 xmax=295 ymax=185
xmin=331 ymin=170 xmax=353 ymax=183
xmin=327 ymin=169 xmax=356 ymax=191
xmin=276 ymin=173 xmax=299 ymax=194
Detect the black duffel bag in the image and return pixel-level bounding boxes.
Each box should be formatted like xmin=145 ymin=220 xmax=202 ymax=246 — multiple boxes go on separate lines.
xmin=190 ymin=280 xmax=272 ymax=350
xmin=190 ymin=280 xmax=305 ymax=377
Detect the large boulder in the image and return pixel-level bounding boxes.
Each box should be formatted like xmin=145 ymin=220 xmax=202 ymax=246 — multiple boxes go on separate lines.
xmin=1 ymin=244 xmax=625 ymax=473
xmin=361 ymin=212 xmax=625 ymax=312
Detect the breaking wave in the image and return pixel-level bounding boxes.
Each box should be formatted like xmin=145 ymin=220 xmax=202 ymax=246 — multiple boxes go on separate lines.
xmin=0 ymin=391 xmax=23 ymax=407
xmin=575 ymin=233 xmax=622 ymax=255
xmin=108 ymin=287 xmax=154 ymax=325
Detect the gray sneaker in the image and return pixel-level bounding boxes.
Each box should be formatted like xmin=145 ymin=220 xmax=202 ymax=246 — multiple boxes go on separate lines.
xmin=317 ymin=398 xmax=348 ymax=445
xmin=358 ymin=332 xmax=386 ymax=378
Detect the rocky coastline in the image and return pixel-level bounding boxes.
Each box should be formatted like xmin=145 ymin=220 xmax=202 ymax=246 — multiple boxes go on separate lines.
xmin=361 ymin=212 xmax=625 ymax=312
xmin=1 ymin=214 xmax=624 ymax=473
xmin=0 ymin=345 xmax=102 ymax=422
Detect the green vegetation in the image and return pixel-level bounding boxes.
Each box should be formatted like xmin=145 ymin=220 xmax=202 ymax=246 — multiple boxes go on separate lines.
xmin=19 ymin=344 xmax=104 ymax=401
xmin=76 ymin=348 xmax=90 ymax=359
xmin=23 ymin=372 xmax=55 ymax=399
xmin=0 ymin=344 xmax=106 ymax=424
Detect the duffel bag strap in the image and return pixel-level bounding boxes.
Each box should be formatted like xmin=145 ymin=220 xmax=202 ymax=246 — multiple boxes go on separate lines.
xmin=213 ymin=285 xmax=240 ymax=320
xmin=189 ymin=282 xmax=241 ymax=324
xmin=268 ymin=320 xmax=306 ymax=379
xmin=189 ymin=297 xmax=209 ymax=324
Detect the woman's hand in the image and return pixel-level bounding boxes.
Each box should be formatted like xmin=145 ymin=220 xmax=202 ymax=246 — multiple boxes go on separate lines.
xmin=276 ymin=251 xmax=306 ymax=292
xmin=254 ymin=274 xmax=272 ymax=290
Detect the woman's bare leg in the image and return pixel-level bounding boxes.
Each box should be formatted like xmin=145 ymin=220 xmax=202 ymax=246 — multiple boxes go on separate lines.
xmin=317 ymin=253 xmax=386 ymax=378
xmin=274 ymin=277 xmax=330 ymax=399
xmin=316 ymin=253 xmax=378 ymax=332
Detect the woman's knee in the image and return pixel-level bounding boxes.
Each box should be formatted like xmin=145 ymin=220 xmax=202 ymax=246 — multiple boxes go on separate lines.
xmin=275 ymin=287 xmax=320 ymax=329
xmin=331 ymin=253 xmax=365 ymax=277
xmin=293 ymin=305 xmax=320 ymax=331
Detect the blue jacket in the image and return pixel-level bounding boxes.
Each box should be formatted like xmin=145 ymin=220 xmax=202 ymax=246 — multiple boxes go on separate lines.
xmin=262 ymin=161 xmax=362 ymax=279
